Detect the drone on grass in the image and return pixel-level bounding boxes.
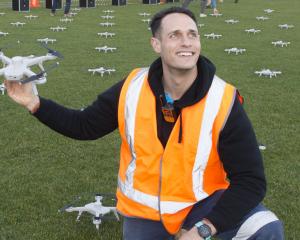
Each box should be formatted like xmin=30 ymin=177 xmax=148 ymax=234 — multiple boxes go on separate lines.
xmin=271 ymin=40 xmax=290 ymax=47
xmin=60 ymin=194 xmax=120 ymax=230
xmin=256 ymin=16 xmax=269 ymax=21
xmin=0 ymin=12 xmax=6 ymax=16
xmin=278 ymin=24 xmax=294 ymax=29
xmin=50 ymin=26 xmax=67 ymax=32
xmin=0 ymin=83 xmax=5 ymax=95
xmin=25 ymin=15 xmax=38 ymax=20
xmin=99 ymin=22 xmax=115 ymax=27
xmin=0 ymin=44 xmax=63 ymax=95
xmin=204 ymin=33 xmax=222 ymax=39
xmin=245 ymin=28 xmax=261 ymax=34
xmin=254 ymin=69 xmax=281 ymax=78
xmin=224 ymin=48 xmax=246 ymax=55
xmin=97 ymin=32 xmax=116 ymax=38
xmin=95 ymin=46 xmax=117 ymax=53
xmin=0 ymin=32 xmax=9 ymax=37
xmin=11 ymin=22 xmax=26 ymax=27
xmin=225 ymin=19 xmax=239 ymax=24
xmin=37 ymin=38 xmax=57 ymax=44
xmin=88 ymin=67 xmax=116 ymax=77
xmin=264 ymin=9 xmax=274 ymax=14
xmin=101 ymin=15 xmax=114 ymax=19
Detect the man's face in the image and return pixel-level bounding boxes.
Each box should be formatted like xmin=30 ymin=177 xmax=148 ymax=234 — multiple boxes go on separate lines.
xmin=151 ymin=13 xmax=201 ymax=72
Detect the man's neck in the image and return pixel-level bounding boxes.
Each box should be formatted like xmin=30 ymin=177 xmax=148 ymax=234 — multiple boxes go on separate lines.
xmin=162 ymin=66 xmax=198 ymax=100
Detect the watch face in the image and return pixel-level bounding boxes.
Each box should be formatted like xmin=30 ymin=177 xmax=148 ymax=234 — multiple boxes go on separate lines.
xmin=198 ymin=224 xmax=211 ymax=238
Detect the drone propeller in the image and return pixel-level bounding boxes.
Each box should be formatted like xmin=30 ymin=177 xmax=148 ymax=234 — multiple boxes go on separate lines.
xmin=41 ymin=42 xmax=64 ymax=59
xmin=20 ymin=62 xmax=59 ymax=84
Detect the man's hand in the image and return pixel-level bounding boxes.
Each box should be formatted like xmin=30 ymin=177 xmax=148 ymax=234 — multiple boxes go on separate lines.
xmin=178 ymin=227 xmax=202 ymax=240
xmin=4 ymin=80 xmax=40 ymax=113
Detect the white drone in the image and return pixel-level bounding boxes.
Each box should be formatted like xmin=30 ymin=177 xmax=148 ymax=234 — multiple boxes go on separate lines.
xmin=264 ymin=9 xmax=274 ymax=14
xmin=99 ymin=22 xmax=115 ymax=27
xmin=25 ymin=15 xmax=38 ymax=20
xmin=69 ymin=12 xmax=77 ymax=17
xmin=245 ymin=28 xmax=261 ymax=34
xmin=225 ymin=19 xmax=239 ymax=24
xmin=103 ymin=10 xmax=114 ymax=14
xmin=101 ymin=15 xmax=114 ymax=19
xmin=60 ymin=18 xmax=73 ymax=23
xmin=210 ymin=13 xmax=223 ymax=17
xmin=142 ymin=19 xmax=151 ymax=24
xmin=0 ymin=45 xmax=62 ymax=95
xmin=139 ymin=12 xmax=151 ymax=17
xmin=50 ymin=26 xmax=67 ymax=32
xmin=271 ymin=40 xmax=290 ymax=47
xmin=11 ymin=22 xmax=26 ymax=27
xmin=278 ymin=24 xmax=294 ymax=29
xmin=204 ymin=33 xmax=222 ymax=39
xmin=0 ymin=12 xmax=6 ymax=16
xmin=71 ymin=7 xmax=81 ymax=11
xmin=256 ymin=16 xmax=269 ymax=21
xmin=0 ymin=83 xmax=5 ymax=95
xmin=224 ymin=48 xmax=246 ymax=55
xmin=97 ymin=32 xmax=116 ymax=38
xmin=60 ymin=194 xmax=120 ymax=230
xmin=0 ymin=32 xmax=9 ymax=37
xmin=88 ymin=67 xmax=116 ymax=77
xmin=198 ymin=24 xmax=205 ymax=28
xmin=254 ymin=69 xmax=281 ymax=78
xmin=95 ymin=46 xmax=117 ymax=53
xmin=37 ymin=38 xmax=57 ymax=44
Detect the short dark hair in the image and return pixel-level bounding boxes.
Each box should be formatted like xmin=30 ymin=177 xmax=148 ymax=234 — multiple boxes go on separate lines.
xmin=150 ymin=7 xmax=198 ymax=37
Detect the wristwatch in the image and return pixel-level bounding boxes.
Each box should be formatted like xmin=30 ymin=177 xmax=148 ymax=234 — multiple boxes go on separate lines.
xmin=195 ymin=221 xmax=212 ymax=240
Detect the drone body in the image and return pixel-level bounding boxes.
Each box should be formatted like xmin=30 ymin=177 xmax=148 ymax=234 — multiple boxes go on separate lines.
xmin=0 ymin=12 xmax=6 ymax=16
xmin=101 ymin=15 xmax=114 ymax=19
xmin=139 ymin=12 xmax=151 ymax=17
xmin=264 ymin=9 xmax=274 ymax=14
xmin=0 ymin=47 xmax=62 ymax=95
xmin=88 ymin=67 xmax=116 ymax=77
xmin=225 ymin=19 xmax=239 ymax=24
xmin=210 ymin=13 xmax=223 ymax=17
xmin=245 ymin=28 xmax=261 ymax=34
xmin=97 ymin=32 xmax=116 ymax=38
xmin=256 ymin=16 xmax=269 ymax=21
xmin=11 ymin=22 xmax=26 ymax=27
xmin=99 ymin=22 xmax=115 ymax=27
xmin=60 ymin=18 xmax=73 ymax=23
xmin=278 ymin=24 xmax=294 ymax=29
xmin=271 ymin=40 xmax=290 ymax=47
xmin=37 ymin=38 xmax=57 ymax=44
xmin=255 ymin=69 xmax=282 ymax=78
xmin=204 ymin=33 xmax=222 ymax=39
xmin=103 ymin=10 xmax=114 ymax=14
xmin=62 ymin=195 xmax=120 ymax=230
xmin=0 ymin=31 xmax=9 ymax=37
xmin=95 ymin=46 xmax=117 ymax=53
xmin=0 ymin=83 xmax=5 ymax=95
xmin=142 ymin=19 xmax=151 ymax=24
xmin=50 ymin=26 xmax=67 ymax=32
xmin=224 ymin=48 xmax=246 ymax=55
xmin=25 ymin=15 xmax=38 ymax=20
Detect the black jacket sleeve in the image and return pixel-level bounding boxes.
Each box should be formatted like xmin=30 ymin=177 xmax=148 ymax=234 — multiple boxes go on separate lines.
xmin=33 ymin=80 xmax=124 ymax=140
xmin=205 ymin=96 xmax=266 ymax=233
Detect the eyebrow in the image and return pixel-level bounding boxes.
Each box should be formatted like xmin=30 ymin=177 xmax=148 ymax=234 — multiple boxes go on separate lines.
xmin=168 ymin=29 xmax=198 ymax=35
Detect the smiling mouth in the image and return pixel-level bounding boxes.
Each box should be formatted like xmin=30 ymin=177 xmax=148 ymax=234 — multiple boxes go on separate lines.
xmin=176 ymin=52 xmax=194 ymax=56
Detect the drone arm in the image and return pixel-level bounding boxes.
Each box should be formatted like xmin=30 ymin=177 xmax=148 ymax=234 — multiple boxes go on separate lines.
xmin=0 ymin=54 xmax=12 ymax=65
xmin=25 ymin=55 xmax=56 ymax=67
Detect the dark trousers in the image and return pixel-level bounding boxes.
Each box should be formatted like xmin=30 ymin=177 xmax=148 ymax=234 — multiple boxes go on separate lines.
xmin=51 ymin=0 xmax=71 ymax=14
xmin=122 ymin=190 xmax=284 ymax=240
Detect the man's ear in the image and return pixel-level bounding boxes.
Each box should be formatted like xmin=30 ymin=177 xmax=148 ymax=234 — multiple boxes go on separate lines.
xmin=151 ymin=37 xmax=161 ymax=54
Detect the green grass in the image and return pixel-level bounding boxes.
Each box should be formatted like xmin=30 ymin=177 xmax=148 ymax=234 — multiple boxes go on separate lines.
xmin=0 ymin=0 xmax=299 ymax=239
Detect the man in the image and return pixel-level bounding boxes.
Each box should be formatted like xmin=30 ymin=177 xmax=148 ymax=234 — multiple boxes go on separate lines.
xmin=50 ymin=0 xmax=72 ymax=17
xmin=5 ymin=7 xmax=284 ymax=240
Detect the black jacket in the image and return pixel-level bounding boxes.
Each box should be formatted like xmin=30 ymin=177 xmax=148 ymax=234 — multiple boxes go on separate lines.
xmin=34 ymin=56 xmax=266 ymax=233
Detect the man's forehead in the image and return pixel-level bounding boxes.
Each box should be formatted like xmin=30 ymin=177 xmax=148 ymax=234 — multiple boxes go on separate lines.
xmin=161 ymin=13 xmax=197 ymax=31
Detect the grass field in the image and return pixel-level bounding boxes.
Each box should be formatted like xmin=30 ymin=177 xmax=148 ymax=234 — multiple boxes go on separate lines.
xmin=0 ymin=0 xmax=299 ymax=239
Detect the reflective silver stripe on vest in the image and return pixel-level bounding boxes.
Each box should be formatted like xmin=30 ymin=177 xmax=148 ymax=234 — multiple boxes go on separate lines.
xmin=118 ymin=68 xmax=194 ymax=214
xmin=193 ymin=76 xmax=226 ymax=200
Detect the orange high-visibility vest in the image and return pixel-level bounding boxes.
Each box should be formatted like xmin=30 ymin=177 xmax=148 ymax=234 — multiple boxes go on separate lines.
xmin=117 ymin=68 xmax=236 ymax=234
